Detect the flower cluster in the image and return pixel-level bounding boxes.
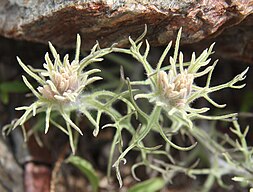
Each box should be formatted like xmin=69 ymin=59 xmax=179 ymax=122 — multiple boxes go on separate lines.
xmin=17 ymin=35 xmax=102 ymax=105
xmin=109 ymin=28 xmax=249 ymax=187
xmin=157 ymin=70 xmax=194 ymax=109
xmin=37 ymin=58 xmax=81 ymax=102
xmin=127 ymin=28 xmax=248 ymax=127
xmin=8 ymin=34 xmax=114 ymax=154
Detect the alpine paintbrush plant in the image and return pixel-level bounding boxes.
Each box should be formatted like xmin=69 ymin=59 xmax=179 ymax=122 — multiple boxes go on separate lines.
xmin=6 ymin=34 xmax=135 ymax=153
xmin=111 ymin=27 xmax=250 ymax=187
xmin=14 ymin=35 xmax=101 ymax=134
xmin=118 ymin=28 xmax=248 ymax=128
xmin=3 ymin=26 xmax=252 ymax=191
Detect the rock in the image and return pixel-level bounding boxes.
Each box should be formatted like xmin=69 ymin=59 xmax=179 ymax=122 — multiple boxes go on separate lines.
xmin=208 ymin=13 xmax=253 ymax=64
xmin=0 ymin=137 xmax=23 ymax=192
xmin=0 ymin=0 xmax=252 ymax=50
xmin=187 ymin=13 xmax=253 ymax=64
xmin=24 ymin=162 xmax=51 ymax=192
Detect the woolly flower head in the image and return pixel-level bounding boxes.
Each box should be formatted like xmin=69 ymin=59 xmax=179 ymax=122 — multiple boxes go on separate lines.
xmin=37 ymin=54 xmax=87 ymax=103
xmin=154 ymin=46 xmax=248 ymax=124
xmin=132 ymin=27 xmax=248 ymax=127
xmin=158 ymin=70 xmax=194 ymax=109
xmin=13 ymin=34 xmax=104 ymax=137
xmin=18 ymin=35 xmax=101 ymax=104
xmin=37 ymin=61 xmax=80 ymax=102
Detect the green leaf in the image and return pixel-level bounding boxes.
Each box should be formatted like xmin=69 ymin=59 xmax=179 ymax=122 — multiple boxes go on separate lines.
xmin=0 ymin=92 xmax=9 ymax=104
xmin=241 ymin=91 xmax=253 ymax=112
xmin=0 ymin=80 xmax=28 ymax=93
xmin=67 ymin=156 xmax=99 ymax=192
xmin=128 ymin=178 xmax=165 ymax=192
xmin=0 ymin=80 xmax=29 ymax=104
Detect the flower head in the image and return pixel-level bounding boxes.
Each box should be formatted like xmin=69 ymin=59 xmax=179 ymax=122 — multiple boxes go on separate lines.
xmin=37 ymin=55 xmax=84 ymax=103
xmin=13 ymin=34 xmax=106 ymax=138
xmin=158 ymin=70 xmax=194 ymax=108
xmin=130 ymin=27 xmax=248 ymax=127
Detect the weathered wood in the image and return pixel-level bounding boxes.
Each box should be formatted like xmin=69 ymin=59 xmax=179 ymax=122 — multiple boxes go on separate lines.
xmin=0 ymin=0 xmax=252 ymax=50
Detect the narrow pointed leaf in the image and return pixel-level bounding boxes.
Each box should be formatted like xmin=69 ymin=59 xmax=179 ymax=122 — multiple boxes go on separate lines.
xmin=67 ymin=156 xmax=99 ymax=192
xmin=128 ymin=178 xmax=165 ymax=192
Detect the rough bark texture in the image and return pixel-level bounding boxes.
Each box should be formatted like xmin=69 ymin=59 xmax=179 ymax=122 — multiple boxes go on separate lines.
xmin=0 ymin=0 xmax=252 ymax=50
